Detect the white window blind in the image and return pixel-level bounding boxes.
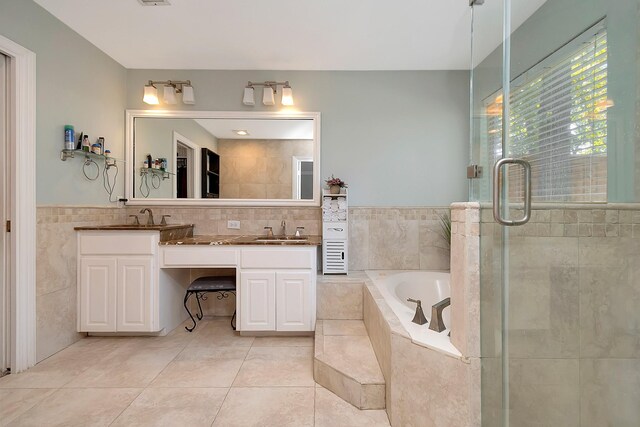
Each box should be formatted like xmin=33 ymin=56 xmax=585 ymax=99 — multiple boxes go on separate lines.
xmin=486 ymin=22 xmax=608 ymax=203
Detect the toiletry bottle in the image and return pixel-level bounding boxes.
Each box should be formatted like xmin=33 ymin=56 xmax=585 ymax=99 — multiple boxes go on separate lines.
xmin=64 ymin=125 xmax=75 ymax=150
xmin=97 ymin=137 xmax=105 ymax=154
xmin=82 ymin=135 xmax=90 ymax=152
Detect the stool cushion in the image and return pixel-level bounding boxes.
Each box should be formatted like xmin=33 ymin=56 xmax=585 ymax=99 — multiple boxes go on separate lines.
xmin=187 ymin=276 xmax=236 ymax=292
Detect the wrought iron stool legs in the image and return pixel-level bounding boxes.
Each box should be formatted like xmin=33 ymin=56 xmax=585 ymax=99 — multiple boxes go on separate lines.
xmin=184 ymin=289 xmax=236 ymax=332
xmin=184 ymin=292 xmax=197 ymax=332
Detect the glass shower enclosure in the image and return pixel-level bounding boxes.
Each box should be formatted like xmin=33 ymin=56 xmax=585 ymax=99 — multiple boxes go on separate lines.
xmin=470 ymin=0 xmax=640 ymax=425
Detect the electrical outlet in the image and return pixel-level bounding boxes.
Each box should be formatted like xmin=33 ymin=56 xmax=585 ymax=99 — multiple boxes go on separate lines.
xmin=227 ymin=220 xmax=241 ymax=229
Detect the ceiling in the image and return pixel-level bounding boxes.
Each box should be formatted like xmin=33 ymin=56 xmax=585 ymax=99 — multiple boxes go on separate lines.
xmin=34 ymin=0 xmax=546 ymax=71
xmin=194 ymin=119 xmax=314 ymax=140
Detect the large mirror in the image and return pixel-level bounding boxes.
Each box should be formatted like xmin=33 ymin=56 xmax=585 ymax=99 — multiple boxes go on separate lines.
xmin=125 ymin=111 xmax=321 ymax=206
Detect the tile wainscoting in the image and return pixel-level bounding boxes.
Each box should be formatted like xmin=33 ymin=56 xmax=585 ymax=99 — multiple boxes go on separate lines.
xmin=36 ymin=205 xmax=452 ymax=361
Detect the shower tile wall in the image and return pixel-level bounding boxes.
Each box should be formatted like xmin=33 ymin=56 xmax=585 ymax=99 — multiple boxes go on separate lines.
xmin=35 ymin=205 xmax=451 ymax=362
xmin=479 ymin=205 xmax=640 ymax=427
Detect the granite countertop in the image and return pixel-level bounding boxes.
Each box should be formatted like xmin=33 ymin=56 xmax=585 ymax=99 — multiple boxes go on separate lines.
xmin=74 ymin=224 xmax=195 ymax=231
xmin=160 ymin=234 xmax=323 ymax=246
xmin=74 ymin=223 xmax=195 ymax=242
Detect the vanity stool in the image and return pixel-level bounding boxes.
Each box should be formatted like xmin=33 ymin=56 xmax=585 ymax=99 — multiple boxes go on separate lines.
xmin=183 ymin=276 xmax=236 ymax=332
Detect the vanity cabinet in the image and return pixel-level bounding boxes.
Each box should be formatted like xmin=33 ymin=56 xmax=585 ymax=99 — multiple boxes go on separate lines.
xmin=77 ymin=231 xmax=159 ymax=333
xmin=158 ymin=244 xmax=318 ymax=333
xmin=239 ymin=270 xmax=313 ymax=332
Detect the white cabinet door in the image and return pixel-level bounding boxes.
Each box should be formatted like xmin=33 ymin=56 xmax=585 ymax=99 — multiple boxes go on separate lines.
xmin=79 ymin=257 xmax=117 ymax=332
xmin=240 ymin=271 xmax=276 ymax=331
xmin=276 ymin=271 xmax=311 ymax=331
xmin=116 ymin=257 xmax=154 ymax=332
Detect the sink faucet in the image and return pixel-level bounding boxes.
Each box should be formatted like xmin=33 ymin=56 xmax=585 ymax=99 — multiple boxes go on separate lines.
xmin=139 ymin=208 xmax=154 ymax=225
xmin=280 ymin=220 xmax=286 ymax=236
xmin=429 ymin=297 xmax=451 ymax=332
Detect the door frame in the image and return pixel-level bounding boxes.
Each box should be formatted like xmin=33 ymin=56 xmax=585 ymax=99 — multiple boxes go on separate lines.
xmin=0 ymin=35 xmax=37 ymax=373
xmin=172 ymin=131 xmax=201 ymax=198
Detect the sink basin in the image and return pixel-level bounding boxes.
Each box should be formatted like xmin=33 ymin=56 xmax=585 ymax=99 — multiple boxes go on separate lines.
xmin=254 ymin=236 xmax=309 ymax=243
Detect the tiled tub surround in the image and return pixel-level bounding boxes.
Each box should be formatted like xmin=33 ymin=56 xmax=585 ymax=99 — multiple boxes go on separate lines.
xmin=36 ymin=205 xmax=451 ymax=362
xmin=349 ymin=207 xmax=451 ymax=271
xmin=363 ymin=275 xmax=480 ymax=427
xmin=478 ymin=203 xmax=640 ymax=426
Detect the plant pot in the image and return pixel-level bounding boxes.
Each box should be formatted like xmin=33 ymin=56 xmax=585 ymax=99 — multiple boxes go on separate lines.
xmin=330 ymin=185 xmax=341 ymax=194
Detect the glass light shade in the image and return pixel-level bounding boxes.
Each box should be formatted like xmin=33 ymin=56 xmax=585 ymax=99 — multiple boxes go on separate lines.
xmin=143 ymin=85 xmax=159 ymax=105
xmin=182 ymin=85 xmax=195 ymax=104
xmin=163 ymin=85 xmax=177 ymax=104
xmin=243 ymin=87 xmax=255 ymax=106
xmin=281 ymin=86 xmax=294 ymax=106
xmin=263 ymin=87 xmax=275 ymax=106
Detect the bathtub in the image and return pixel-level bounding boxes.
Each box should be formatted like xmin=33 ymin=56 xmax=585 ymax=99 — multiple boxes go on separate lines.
xmin=366 ymin=270 xmax=461 ymax=357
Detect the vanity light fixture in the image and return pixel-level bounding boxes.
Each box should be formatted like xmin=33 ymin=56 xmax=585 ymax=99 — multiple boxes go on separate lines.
xmin=262 ymin=86 xmax=276 ymax=106
xmin=163 ymin=85 xmax=177 ymax=104
xmin=281 ymin=83 xmax=294 ymax=106
xmin=243 ymin=86 xmax=255 ymax=106
xmin=143 ymin=80 xmax=195 ymax=105
xmin=242 ymin=81 xmax=294 ymax=106
xmin=143 ymin=84 xmax=159 ymax=105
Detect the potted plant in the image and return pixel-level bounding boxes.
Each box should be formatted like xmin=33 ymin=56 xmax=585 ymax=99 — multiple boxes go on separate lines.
xmin=326 ymin=175 xmax=348 ymax=194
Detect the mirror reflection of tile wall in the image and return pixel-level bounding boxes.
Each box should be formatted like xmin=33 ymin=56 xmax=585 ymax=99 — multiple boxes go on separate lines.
xmin=218 ymin=139 xmax=313 ymax=199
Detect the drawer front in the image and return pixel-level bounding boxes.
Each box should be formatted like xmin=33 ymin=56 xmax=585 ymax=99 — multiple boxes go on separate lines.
xmin=323 ymin=222 xmax=348 ymax=239
xmin=161 ymin=247 xmax=238 ymax=267
xmin=79 ymin=233 xmax=157 ymax=255
xmin=241 ymin=248 xmax=314 ymax=269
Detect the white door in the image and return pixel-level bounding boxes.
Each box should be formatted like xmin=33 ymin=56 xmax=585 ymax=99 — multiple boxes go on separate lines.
xmin=240 ymin=271 xmax=275 ymax=331
xmin=276 ymin=272 xmax=311 ymax=331
xmin=0 ymin=53 xmax=8 ymax=374
xmin=79 ymin=257 xmax=117 ymax=332
xmin=116 ymin=257 xmax=153 ymax=332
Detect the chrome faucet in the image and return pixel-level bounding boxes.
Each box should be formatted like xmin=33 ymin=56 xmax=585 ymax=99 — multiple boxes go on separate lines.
xmin=139 ymin=208 xmax=154 ymax=225
xmin=280 ymin=220 xmax=286 ymax=236
xmin=429 ymin=297 xmax=451 ymax=332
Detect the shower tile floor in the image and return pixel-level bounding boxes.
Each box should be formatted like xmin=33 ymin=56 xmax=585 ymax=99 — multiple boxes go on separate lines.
xmin=0 ymin=317 xmax=390 ymax=426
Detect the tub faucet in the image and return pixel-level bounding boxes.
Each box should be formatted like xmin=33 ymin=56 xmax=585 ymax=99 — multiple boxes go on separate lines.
xmin=429 ymin=297 xmax=451 ymax=332
xmin=280 ymin=220 xmax=286 ymax=236
xmin=139 ymin=208 xmax=154 ymax=225
xmin=407 ymin=298 xmax=428 ymax=325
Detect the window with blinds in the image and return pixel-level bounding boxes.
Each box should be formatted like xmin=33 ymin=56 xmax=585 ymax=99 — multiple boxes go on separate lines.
xmin=486 ymin=22 xmax=608 ymax=202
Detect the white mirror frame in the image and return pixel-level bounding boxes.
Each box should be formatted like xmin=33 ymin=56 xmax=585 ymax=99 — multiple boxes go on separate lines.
xmin=125 ymin=110 xmax=321 ymax=206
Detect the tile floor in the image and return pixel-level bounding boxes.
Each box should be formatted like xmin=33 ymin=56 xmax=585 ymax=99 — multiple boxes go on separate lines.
xmin=0 ymin=317 xmax=390 ymax=426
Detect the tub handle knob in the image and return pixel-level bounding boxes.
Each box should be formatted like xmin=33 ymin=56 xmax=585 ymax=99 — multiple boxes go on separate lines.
xmin=407 ymin=298 xmax=428 ymax=325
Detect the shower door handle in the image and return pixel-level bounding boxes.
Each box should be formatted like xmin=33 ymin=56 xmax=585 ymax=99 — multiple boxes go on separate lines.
xmin=492 ymin=158 xmax=531 ymax=226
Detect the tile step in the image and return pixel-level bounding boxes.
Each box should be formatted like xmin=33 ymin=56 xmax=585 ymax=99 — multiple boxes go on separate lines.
xmin=313 ymin=320 xmax=385 ymax=410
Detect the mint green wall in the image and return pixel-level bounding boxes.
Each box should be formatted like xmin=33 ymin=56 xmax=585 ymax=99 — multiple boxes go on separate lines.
xmin=0 ymin=0 xmax=127 ymax=205
xmin=1 ymin=0 xmax=470 ymax=207
xmin=471 ymin=0 xmax=640 ymax=202
xmin=126 ymin=70 xmax=470 ymax=206
xmin=134 ymin=118 xmax=218 ymax=198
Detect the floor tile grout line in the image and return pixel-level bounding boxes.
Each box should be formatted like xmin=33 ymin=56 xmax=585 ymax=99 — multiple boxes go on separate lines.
xmin=1 ymin=387 xmax=59 ymax=424
xmin=107 ymin=319 xmax=202 ymax=426
xmin=209 ymin=326 xmax=254 ymax=427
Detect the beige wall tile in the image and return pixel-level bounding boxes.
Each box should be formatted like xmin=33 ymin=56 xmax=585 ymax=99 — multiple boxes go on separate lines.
xmin=580 ymin=358 xmax=640 ymax=426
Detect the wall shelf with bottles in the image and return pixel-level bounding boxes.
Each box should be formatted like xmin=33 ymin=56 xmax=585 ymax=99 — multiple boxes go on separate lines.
xmin=140 ymin=167 xmax=174 ymax=181
xmin=60 ymin=148 xmax=123 ymax=163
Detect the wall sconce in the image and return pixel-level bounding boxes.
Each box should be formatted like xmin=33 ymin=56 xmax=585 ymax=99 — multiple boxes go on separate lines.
xmin=242 ymin=81 xmax=294 ymax=106
xmin=143 ymin=80 xmax=195 ymax=105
